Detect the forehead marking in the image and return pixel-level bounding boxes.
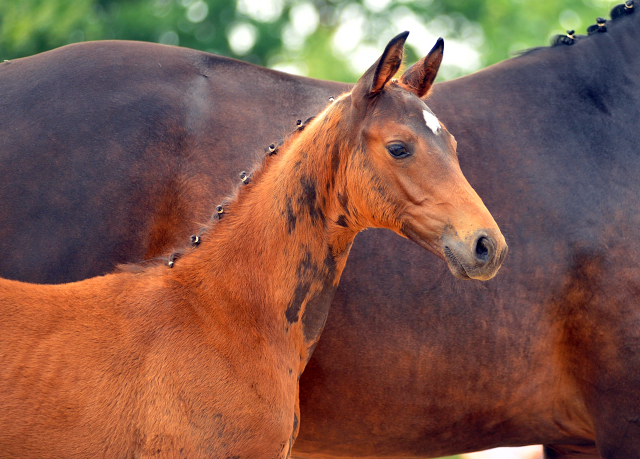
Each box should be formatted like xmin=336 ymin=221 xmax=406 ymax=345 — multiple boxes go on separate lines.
xmin=423 ymin=110 xmax=441 ymax=135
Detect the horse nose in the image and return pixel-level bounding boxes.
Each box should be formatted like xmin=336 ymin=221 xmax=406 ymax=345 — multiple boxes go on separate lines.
xmin=473 ymin=232 xmax=509 ymax=275
xmin=473 ymin=235 xmax=494 ymax=266
xmin=441 ymin=230 xmax=507 ymax=280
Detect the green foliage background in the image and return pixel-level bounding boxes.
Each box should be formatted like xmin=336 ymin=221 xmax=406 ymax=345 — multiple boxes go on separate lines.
xmin=0 ymin=0 xmax=622 ymax=82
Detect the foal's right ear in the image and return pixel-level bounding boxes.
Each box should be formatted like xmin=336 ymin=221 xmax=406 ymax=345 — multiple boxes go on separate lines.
xmin=399 ymin=38 xmax=444 ymax=98
xmin=351 ymin=31 xmax=409 ymax=102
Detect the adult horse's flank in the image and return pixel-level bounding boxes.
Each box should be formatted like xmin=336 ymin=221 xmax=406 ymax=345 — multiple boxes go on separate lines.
xmin=0 ymin=34 xmax=506 ymax=458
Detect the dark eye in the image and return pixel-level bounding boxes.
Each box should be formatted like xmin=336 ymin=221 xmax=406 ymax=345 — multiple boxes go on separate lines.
xmin=387 ymin=143 xmax=411 ymax=158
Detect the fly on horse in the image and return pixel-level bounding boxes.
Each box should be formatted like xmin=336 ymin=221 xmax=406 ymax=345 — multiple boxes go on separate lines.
xmin=0 ymin=33 xmax=506 ymax=458
xmin=1 ymin=3 xmax=639 ymax=457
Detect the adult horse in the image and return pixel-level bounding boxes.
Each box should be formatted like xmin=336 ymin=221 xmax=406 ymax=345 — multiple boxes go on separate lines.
xmin=0 ymin=33 xmax=507 ymax=458
xmin=1 ymin=3 xmax=639 ymax=457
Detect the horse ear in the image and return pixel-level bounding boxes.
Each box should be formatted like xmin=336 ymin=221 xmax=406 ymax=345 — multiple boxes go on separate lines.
xmin=352 ymin=31 xmax=409 ymax=100
xmin=399 ymin=38 xmax=444 ymax=98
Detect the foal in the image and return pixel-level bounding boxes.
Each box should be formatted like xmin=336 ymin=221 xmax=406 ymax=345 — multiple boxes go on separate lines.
xmin=0 ymin=32 xmax=506 ymax=458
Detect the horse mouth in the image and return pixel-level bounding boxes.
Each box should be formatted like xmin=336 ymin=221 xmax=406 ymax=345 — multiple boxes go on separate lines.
xmin=401 ymin=224 xmax=504 ymax=280
xmin=443 ymin=246 xmax=471 ymax=279
xmin=400 ymin=225 xmax=444 ymax=260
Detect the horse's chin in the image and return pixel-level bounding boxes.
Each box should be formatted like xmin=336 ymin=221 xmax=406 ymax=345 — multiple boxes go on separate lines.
xmin=400 ymin=225 xmax=446 ymax=261
xmin=443 ymin=246 xmax=471 ymax=279
xmin=400 ymin=224 xmax=507 ymax=281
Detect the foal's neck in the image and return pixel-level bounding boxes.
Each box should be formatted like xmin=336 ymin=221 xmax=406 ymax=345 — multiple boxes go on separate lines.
xmin=179 ymin=100 xmax=357 ymax=366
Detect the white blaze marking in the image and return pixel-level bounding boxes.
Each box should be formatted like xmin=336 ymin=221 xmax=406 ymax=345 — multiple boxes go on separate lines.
xmin=423 ymin=109 xmax=441 ymax=135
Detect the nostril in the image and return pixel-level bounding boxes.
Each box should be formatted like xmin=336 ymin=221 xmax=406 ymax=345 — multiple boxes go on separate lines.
xmin=474 ymin=236 xmax=492 ymax=264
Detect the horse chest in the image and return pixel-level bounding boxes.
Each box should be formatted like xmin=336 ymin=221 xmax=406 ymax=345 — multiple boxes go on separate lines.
xmin=129 ymin=341 xmax=300 ymax=459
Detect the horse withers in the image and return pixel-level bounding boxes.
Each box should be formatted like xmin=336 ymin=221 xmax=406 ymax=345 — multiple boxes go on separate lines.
xmin=0 ymin=33 xmax=506 ymax=458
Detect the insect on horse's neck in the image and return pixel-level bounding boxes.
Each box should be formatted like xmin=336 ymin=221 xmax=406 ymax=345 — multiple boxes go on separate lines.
xmin=180 ymin=98 xmax=358 ymax=369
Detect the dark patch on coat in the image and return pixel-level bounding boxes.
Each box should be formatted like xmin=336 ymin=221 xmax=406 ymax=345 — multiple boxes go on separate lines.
xmin=301 ymin=282 xmax=338 ymax=343
xmin=336 ymin=215 xmax=348 ymax=227
xmin=285 ymin=251 xmax=318 ymax=324
xmin=284 ymin=250 xmax=337 ymax=337
xmin=298 ymin=176 xmax=324 ymax=223
xmin=331 ymin=144 xmax=340 ymax=174
xmin=337 ymin=192 xmax=350 ymax=216
xmin=578 ymin=86 xmax=611 ymax=116
xmin=285 ymin=197 xmax=296 ymax=234
xmin=374 ymin=184 xmax=388 ymax=199
xmin=301 ymin=250 xmax=338 ymax=343
xmin=328 ymin=142 xmax=341 ymax=190
xmin=285 ymin=279 xmax=309 ymax=323
xmin=323 ymin=248 xmax=337 ymax=272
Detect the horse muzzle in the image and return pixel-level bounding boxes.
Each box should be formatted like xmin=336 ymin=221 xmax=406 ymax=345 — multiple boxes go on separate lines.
xmin=441 ymin=230 xmax=507 ymax=281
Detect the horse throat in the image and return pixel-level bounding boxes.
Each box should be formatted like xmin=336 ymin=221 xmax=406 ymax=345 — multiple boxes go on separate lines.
xmin=263 ymin=144 xmax=355 ymax=359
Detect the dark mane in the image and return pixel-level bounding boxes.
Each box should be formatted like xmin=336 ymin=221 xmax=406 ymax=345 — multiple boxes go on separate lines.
xmin=514 ymin=1 xmax=635 ymax=58
xmin=611 ymin=0 xmax=636 ymax=19
xmin=553 ymin=1 xmax=634 ymax=45
xmin=116 ymin=109 xmax=326 ymax=273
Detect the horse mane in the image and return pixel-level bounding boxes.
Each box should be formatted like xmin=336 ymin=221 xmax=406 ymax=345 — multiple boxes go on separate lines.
xmin=552 ymin=1 xmax=634 ymax=45
xmin=513 ymin=1 xmax=635 ymax=58
xmin=117 ymin=111 xmax=325 ymax=273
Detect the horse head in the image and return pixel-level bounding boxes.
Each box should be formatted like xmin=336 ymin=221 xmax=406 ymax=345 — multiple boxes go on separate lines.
xmin=328 ymin=32 xmax=508 ymax=280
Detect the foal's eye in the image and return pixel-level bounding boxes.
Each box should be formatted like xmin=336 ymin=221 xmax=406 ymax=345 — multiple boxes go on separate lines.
xmin=387 ymin=143 xmax=411 ymax=159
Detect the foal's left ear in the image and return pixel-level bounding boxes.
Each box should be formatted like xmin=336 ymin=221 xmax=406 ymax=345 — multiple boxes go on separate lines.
xmin=352 ymin=31 xmax=409 ymax=101
xmin=399 ymin=38 xmax=444 ymax=98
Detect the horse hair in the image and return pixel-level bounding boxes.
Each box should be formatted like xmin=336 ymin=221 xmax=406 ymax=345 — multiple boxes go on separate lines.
xmin=611 ymin=0 xmax=635 ymax=20
xmin=513 ymin=1 xmax=634 ymax=58
xmin=548 ymin=1 xmax=634 ymax=47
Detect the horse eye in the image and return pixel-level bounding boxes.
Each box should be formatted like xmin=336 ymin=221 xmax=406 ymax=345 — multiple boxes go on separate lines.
xmin=387 ymin=143 xmax=411 ymax=158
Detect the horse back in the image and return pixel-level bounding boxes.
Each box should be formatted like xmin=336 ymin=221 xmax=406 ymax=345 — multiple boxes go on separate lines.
xmin=0 ymin=40 xmax=348 ymax=284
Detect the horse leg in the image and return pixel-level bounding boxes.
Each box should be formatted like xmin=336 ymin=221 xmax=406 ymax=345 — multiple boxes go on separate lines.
xmin=543 ymin=444 xmax=600 ymax=458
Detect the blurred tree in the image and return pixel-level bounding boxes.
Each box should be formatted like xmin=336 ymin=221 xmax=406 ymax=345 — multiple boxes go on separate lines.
xmin=0 ymin=0 xmax=621 ymax=80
